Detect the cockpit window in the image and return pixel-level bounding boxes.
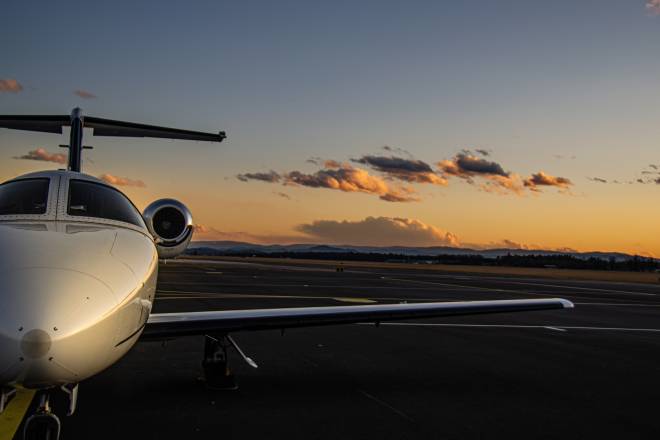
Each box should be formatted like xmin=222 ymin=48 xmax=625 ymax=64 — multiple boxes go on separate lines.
xmin=68 ymin=180 xmax=145 ymax=228
xmin=0 ymin=179 xmax=50 ymax=215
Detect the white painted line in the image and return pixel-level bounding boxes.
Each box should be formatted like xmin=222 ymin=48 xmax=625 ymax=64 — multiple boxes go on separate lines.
xmin=357 ymin=389 xmax=414 ymax=422
xmin=333 ymin=297 xmax=377 ymax=304
xmin=359 ymin=322 xmax=660 ymax=332
xmin=157 ymin=291 xmax=380 ymax=304
xmin=501 ymin=280 xmax=657 ymax=296
xmin=387 ymin=277 xmax=657 ymax=297
xmin=574 ymin=302 xmax=660 ymax=307
xmin=544 ymin=326 xmax=566 ymax=332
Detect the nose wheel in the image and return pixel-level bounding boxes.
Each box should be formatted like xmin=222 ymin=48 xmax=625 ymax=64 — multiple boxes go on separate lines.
xmin=23 ymin=393 xmax=61 ymax=440
xmin=22 ymin=383 xmax=78 ymax=440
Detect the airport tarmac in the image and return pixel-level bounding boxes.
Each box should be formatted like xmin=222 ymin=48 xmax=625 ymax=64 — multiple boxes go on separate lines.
xmin=9 ymin=258 xmax=660 ymax=439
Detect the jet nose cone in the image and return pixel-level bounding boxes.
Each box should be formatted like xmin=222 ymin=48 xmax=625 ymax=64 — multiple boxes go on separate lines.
xmin=20 ymin=329 xmax=52 ymax=359
xmin=0 ymin=268 xmax=119 ymax=387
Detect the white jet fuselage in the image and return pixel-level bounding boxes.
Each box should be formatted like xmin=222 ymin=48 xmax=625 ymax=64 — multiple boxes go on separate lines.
xmin=0 ymin=172 xmax=158 ymax=389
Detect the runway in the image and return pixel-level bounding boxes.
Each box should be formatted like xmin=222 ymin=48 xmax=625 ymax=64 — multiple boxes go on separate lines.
xmin=10 ymin=259 xmax=660 ymax=439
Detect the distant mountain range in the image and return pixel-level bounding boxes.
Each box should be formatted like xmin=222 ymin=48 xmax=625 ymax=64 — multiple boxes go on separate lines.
xmin=188 ymin=241 xmax=648 ymax=262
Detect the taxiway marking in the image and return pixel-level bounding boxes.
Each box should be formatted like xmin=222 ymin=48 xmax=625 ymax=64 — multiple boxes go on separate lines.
xmin=386 ymin=277 xmax=657 ymax=298
xmin=156 ymin=290 xmax=660 ymax=308
xmin=489 ymin=280 xmax=657 ymax=296
xmin=0 ymin=388 xmax=35 ymax=440
xmin=157 ymin=290 xmax=378 ymax=304
xmin=362 ymin=323 xmax=660 ymax=332
xmin=357 ymin=389 xmax=414 ymax=422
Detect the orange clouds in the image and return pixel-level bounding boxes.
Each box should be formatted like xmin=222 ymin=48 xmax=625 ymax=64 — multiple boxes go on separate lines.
xmin=98 ymin=174 xmax=146 ymax=187
xmin=238 ymin=163 xmax=418 ymax=202
xmin=0 ymin=79 xmax=23 ymax=93
xmin=352 ymin=155 xmax=448 ymax=185
xmin=437 ymin=151 xmax=525 ymax=195
xmin=237 ymin=149 xmax=573 ymax=200
xmin=524 ymin=171 xmax=572 ymax=193
xmin=237 ymin=171 xmax=280 ymax=183
xmin=284 ymin=165 xmax=418 ymax=202
xmin=297 ymin=216 xmax=459 ymax=247
xmin=74 ymin=89 xmax=97 ymax=99
xmin=14 ymin=148 xmax=67 ymax=164
xmin=438 ymin=151 xmax=572 ymax=195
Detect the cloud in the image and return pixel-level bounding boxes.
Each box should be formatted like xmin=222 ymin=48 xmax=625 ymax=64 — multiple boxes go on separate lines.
xmin=0 ymin=79 xmax=23 ymax=93
xmin=98 ymin=174 xmax=146 ymax=187
xmin=236 ymin=171 xmax=281 ymax=183
xmin=588 ymin=177 xmax=608 ymax=183
xmin=284 ymin=165 xmax=418 ymax=202
xmin=475 ymin=149 xmax=491 ymax=157
xmin=323 ymin=159 xmax=343 ymax=169
xmin=192 ymin=224 xmax=212 ymax=233
xmin=469 ymin=239 xmax=577 ymax=252
xmin=438 ymin=152 xmax=509 ymax=178
xmin=656 ymin=177 xmax=660 ymax=185
xmin=478 ymin=174 xmax=526 ymax=195
xmin=352 ymin=155 xmax=448 ymax=186
xmin=649 ymin=164 xmax=658 ymax=170
xmin=274 ymin=191 xmax=291 ymax=199
xmin=74 ymin=89 xmax=97 ymax=99
xmin=438 ymin=151 xmax=573 ymax=195
xmin=237 ymin=162 xmax=418 ymax=202
xmin=438 ymin=151 xmax=526 ymax=194
xmin=523 ymin=171 xmax=573 ymax=193
xmin=13 ymin=148 xmax=67 ymax=164
xmin=191 ymin=225 xmax=307 ymax=244
xmin=647 ymin=0 xmax=660 ymax=15
xmin=382 ymin=145 xmax=412 ymax=157
xmin=296 ymin=216 xmax=459 ymax=247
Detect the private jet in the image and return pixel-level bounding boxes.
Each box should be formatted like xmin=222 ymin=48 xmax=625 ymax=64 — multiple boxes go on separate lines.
xmin=0 ymin=108 xmax=573 ymax=439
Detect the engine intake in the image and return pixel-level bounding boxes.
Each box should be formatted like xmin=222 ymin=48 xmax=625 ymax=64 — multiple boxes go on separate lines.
xmin=143 ymin=199 xmax=193 ymax=259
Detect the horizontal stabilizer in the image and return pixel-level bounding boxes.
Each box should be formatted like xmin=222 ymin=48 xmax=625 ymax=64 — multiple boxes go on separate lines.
xmin=143 ymin=298 xmax=573 ymax=339
xmin=0 ymin=113 xmax=226 ymax=142
xmin=0 ymin=115 xmax=70 ymax=134
xmin=84 ymin=117 xmax=226 ymax=142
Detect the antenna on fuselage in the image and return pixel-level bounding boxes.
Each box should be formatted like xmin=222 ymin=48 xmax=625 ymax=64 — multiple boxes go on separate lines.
xmin=0 ymin=108 xmax=227 ymax=173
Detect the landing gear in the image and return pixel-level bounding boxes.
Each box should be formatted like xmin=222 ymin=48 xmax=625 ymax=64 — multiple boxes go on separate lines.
xmin=0 ymin=386 xmax=16 ymax=414
xmin=201 ymin=335 xmax=237 ymax=390
xmin=23 ymin=393 xmax=60 ymax=440
xmin=60 ymin=383 xmax=79 ymax=416
xmin=22 ymin=383 xmax=78 ymax=440
xmin=201 ymin=334 xmax=258 ymax=390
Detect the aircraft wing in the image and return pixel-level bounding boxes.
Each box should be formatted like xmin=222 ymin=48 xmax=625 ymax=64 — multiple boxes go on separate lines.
xmin=142 ymin=298 xmax=573 ymax=339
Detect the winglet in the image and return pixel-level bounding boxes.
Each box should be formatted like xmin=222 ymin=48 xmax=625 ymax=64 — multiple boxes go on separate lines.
xmin=557 ymin=299 xmax=574 ymax=309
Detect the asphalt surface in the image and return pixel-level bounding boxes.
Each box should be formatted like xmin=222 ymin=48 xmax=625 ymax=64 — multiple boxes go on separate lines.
xmin=25 ymin=259 xmax=660 ymax=439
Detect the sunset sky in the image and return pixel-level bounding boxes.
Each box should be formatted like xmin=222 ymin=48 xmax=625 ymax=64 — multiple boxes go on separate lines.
xmin=1 ymin=1 xmax=660 ymax=256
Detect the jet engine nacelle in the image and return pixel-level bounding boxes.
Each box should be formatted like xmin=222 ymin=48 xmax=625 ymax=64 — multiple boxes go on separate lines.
xmin=143 ymin=199 xmax=194 ymax=259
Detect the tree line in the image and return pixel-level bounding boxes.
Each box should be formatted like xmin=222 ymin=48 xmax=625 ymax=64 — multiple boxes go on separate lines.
xmin=186 ymin=248 xmax=659 ymax=272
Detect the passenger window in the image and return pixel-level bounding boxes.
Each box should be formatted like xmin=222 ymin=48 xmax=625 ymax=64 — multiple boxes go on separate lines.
xmin=0 ymin=179 xmax=49 ymax=215
xmin=68 ymin=180 xmax=145 ymax=227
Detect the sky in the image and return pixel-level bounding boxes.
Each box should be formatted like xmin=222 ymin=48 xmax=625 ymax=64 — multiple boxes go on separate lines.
xmin=1 ymin=0 xmax=660 ymax=256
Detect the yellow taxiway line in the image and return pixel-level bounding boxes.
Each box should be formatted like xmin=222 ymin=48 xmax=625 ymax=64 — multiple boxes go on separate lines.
xmin=0 ymin=388 xmax=35 ymax=440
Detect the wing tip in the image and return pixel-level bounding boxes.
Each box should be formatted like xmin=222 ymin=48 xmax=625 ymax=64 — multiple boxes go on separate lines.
xmin=557 ymin=298 xmax=574 ymax=309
